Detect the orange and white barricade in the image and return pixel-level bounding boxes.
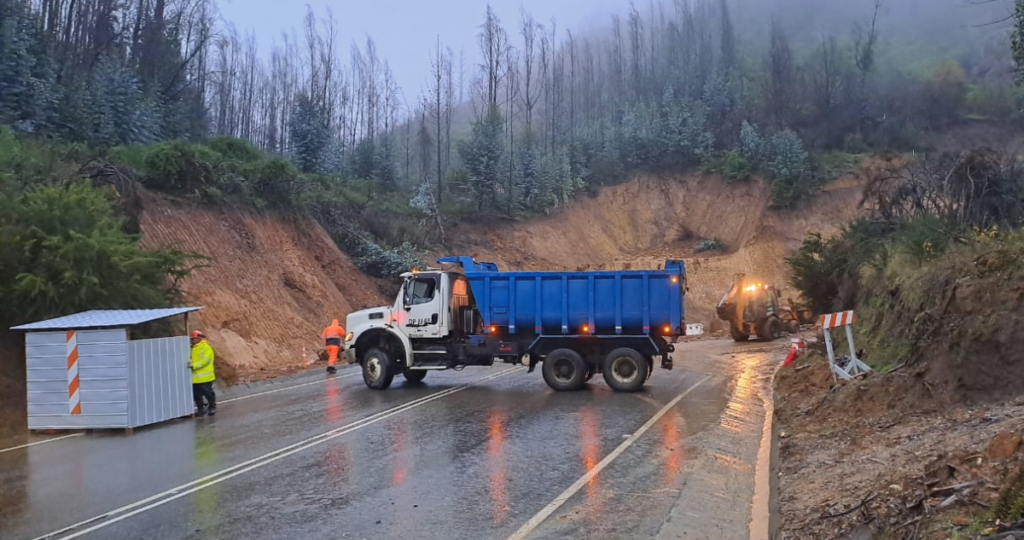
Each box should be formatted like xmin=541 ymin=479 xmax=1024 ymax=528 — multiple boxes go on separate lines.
xmin=818 ymin=310 xmax=872 ymax=381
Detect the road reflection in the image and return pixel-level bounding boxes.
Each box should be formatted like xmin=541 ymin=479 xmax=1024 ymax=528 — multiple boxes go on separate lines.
xmin=391 ymin=417 xmax=409 ymax=487
xmin=486 ymin=408 xmax=509 ymax=525
xmin=660 ymin=408 xmax=686 ymax=489
xmin=722 ymin=354 xmax=759 ymax=434
xmin=191 ymin=431 xmax=220 ymax=538
xmin=324 ymin=381 xmax=350 ymax=484
xmin=579 ymin=405 xmax=604 ymax=527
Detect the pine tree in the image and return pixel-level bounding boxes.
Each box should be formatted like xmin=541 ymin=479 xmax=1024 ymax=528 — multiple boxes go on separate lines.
xmin=289 ymin=92 xmax=330 ymax=173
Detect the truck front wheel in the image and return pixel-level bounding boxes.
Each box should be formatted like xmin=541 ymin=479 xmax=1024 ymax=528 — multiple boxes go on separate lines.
xmin=362 ymin=348 xmax=395 ymax=390
xmin=602 ymin=348 xmax=647 ymax=393
xmin=542 ymin=349 xmax=587 ymax=391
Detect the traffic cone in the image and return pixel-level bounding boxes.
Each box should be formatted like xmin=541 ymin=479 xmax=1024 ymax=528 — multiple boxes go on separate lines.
xmin=783 ymin=348 xmax=798 ymax=367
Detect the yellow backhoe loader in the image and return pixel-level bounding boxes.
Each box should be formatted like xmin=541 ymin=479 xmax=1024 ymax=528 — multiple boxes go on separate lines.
xmin=716 ymin=274 xmax=809 ymax=342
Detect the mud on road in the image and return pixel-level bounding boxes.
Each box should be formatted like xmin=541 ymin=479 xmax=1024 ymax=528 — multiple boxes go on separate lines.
xmin=0 ymin=338 xmax=786 ymax=540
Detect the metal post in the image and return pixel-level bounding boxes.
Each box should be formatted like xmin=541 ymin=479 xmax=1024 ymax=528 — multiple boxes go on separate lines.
xmin=823 ymin=328 xmax=838 ymax=382
xmin=845 ymin=324 xmax=857 ymax=362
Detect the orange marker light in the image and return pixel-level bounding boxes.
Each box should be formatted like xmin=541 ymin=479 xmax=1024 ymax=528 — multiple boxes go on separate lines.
xmin=489 ymin=326 xmax=497 ymax=334
xmin=582 ymin=325 xmax=590 ymax=334
xmin=671 ymin=276 xmax=679 ymax=284
xmin=664 ymin=325 xmax=672 ymax=335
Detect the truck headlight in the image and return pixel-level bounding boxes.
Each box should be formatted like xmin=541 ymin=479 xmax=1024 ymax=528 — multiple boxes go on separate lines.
xmin=345 ymin=332 xmax=354 ymax=342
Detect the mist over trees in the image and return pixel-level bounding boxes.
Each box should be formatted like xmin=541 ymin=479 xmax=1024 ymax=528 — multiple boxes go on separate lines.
xmin=0 ymin=0 xmax=1019 ymax=214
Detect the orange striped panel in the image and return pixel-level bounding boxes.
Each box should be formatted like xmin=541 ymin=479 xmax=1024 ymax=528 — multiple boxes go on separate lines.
xmin=818 ymin=311 xmax=856 ymax=329
xmin=66 ymin=331 xmax=81 ymax=416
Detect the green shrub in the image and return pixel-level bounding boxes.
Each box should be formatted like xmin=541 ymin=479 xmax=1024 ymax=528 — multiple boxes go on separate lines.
xmin=0 ymin=126 xmax=84 ymax=188
xmin=353 ymin=241 xmax=424 ymax=279
xmin=703 ymin=152 xmax=752 ymax=182
xmin=131 ymin=140 xmax=220 ymax=194
xmin=208 ymin=137 xmax=263 ymax=163
xmin=786 ymin=220 xmax=892 ymax=315
xmin=966 ymin=83 xmax=1019 ymax=120
xmin=842 ymin=133 xmax=871 ymax=154
xmin=0 ymin=182 xmax=198 ymax=328
xmin=696 ymin=238 xmax=726 ymax=253
xmin=815 ymin=152 xmax=863 ymax=182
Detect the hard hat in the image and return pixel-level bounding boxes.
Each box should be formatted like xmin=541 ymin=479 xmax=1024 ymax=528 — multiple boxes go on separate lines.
xmin=190 ymin=330 xmax=205 ymax=339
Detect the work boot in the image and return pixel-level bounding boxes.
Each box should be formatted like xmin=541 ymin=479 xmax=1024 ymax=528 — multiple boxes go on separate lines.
xmin=326 ymin=366 xmax=337 ymax=375
xmin=195 ymin=408 xmax=206 ymax=417
xmin=207 ymin=407 xmax=216 ymax=416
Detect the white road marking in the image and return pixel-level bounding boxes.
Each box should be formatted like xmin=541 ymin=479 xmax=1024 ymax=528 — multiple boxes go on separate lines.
xmin=35 ymin=367 xmax=523 ymax=540
xmin=506 ymin=374 xmax=713 ymax=540
xmin=0 ymin=433 xmax=84 ymax=454
xmin=219 ymin=372 xmax=358 ymax=404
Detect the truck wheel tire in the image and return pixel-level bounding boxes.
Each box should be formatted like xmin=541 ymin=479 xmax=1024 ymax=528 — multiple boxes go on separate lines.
xmin=730 ymin=326 xmax=750 ymax=342
xmin=362 ymin=348 xmax=395 ymax=390
xmin=403 ymin=369 xmax=427 ymax=383
xmin=771 ymin=319 xmax=783 ymax=339
xmin=602 ymin=348 xmax=647 ymax=393
xmin=542 ymin=349 xmax=587 ymax=391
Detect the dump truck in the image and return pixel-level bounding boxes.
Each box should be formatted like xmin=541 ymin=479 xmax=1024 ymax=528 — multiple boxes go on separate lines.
xmin=345 ymin=256 xmax=686 ymax=393
xmin=716 ymin=273 xmax=803 ymax=342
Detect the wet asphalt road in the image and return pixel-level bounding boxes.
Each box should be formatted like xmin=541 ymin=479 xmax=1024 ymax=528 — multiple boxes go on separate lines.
xmin=0 ymin=339 xmax=781 ymax=540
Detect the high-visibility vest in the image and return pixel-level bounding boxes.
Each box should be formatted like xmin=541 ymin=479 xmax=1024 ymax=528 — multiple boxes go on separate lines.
xmin=322 ymin=323 xmax=345 ymax=342
xmin=191 ymin=340 xmax=216 ymax=384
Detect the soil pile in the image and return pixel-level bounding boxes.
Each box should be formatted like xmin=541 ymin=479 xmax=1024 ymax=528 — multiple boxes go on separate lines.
xmin=140 ymin=194 xmax=386 ymax=381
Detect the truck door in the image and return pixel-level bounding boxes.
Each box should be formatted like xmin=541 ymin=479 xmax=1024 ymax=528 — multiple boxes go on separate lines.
xmin=401 ymin=274 xmax=444 ymax=339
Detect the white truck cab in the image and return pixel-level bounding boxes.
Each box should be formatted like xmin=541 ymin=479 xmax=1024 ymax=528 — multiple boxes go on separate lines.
xmin=345 ymin=270 xmax=475 ymax=388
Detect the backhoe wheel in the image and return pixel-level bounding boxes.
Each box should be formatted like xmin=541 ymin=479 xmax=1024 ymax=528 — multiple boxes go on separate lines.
xmin=771 ymin=319 xmax=783 ymax=339
xmin=542 ymin=349 xmax=587 ymax=391
xmin=403 ymin=369 xmax=427 ymax=384
xmin=730 ymin=326 xmax=750 ymax=342
xmin=756 ymin=318 xmax=782 ymax=341
xmin=362 ymin=348 xmax=395 ymax=390
xmin=602 ymin=348 xmax=647 ymax=393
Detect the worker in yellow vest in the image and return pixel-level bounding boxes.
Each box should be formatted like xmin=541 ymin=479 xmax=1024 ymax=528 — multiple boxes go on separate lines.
xmin=190 ymin=330 xmax=217 ymax=416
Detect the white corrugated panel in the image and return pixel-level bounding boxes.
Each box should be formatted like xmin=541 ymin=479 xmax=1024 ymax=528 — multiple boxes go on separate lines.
xmin=128 ymin=337 xmax=192 ymax=428
xmin=26 ymin=329 xmax=131 ymax=430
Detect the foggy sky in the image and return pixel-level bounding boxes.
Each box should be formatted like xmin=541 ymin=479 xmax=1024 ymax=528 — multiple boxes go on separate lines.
xmin=218 ymin=0 xmax=627 ymax=102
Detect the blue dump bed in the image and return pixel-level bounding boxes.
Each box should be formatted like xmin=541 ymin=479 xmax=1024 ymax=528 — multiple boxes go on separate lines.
xmin=439 ymin=257 xmax=686 ymax=337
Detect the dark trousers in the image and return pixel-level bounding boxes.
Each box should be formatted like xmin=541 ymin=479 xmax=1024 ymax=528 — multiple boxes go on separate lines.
xmin=193 ymin=382 xmax=216 ymax=412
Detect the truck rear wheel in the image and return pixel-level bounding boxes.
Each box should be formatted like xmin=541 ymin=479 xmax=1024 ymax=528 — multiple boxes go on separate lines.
xmin=362 ymin=348 xmax=395 ymax=390
xmin=542 ymin=349 xmax=587 ymax=391
xmin=403 ymin=369 xmax=427 ymax=383
xmin=602 ymin=348 xmax=647 ymax=393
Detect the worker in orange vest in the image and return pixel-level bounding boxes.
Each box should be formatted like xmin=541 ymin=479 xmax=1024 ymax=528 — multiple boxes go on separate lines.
xmin=321 ymin=319 xmax=346 ymax=375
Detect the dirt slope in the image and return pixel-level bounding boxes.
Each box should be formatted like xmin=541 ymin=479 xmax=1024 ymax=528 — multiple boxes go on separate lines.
xmin=140 ymin=195 xmax=385 ymax=380
xmin=445 ymin=172 xmax=865 ymax=324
